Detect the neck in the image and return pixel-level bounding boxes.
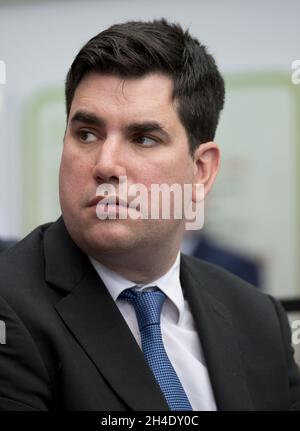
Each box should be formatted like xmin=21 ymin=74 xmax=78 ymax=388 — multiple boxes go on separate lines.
xmin=90 ymin=244 xmax=180 ymax=284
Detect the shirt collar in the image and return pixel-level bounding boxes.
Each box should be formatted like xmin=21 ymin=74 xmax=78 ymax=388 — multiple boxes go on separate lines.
xmin=89 ymin=252 xmax=184 ymax=323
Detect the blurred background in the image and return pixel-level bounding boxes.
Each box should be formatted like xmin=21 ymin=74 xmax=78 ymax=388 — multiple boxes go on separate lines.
xmin=0 ymin=0 xmax=300 ymax=358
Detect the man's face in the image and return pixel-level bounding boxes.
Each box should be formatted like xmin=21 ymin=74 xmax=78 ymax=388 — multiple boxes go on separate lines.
xmin=59 ymin=72 xmax=198 ymax=259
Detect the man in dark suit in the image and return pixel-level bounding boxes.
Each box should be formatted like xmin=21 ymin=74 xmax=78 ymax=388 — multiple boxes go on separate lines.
xmin=0 ymin=19 xmax=299 ymax=411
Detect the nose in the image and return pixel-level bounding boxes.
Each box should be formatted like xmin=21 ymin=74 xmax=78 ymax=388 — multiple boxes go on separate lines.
xmin=92 ymin=137 xmax=127 ymax=184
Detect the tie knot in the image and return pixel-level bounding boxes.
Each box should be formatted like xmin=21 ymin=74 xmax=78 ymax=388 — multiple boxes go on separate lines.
xmin=119 ymin=287 xmax=166 ymax=330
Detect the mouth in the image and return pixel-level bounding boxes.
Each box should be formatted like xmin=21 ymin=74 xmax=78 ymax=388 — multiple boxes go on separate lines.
xmin=88 ymin=195 xmax=129 ymax=208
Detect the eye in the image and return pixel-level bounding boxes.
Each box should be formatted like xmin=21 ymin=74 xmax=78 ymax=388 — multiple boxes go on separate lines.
xmin=77 ymin=130 xmax=98 ymax=143
xmin=134 ymin=135 xmax=159 ymax=147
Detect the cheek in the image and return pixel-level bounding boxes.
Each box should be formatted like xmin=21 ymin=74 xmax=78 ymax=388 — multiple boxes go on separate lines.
xmin=134 ymin=163 xmax=191 ymax=190
xmin=59 ymin=151 xmax=89 ymax=201
xmin=61 ymin=146 xmax=89 ymax=179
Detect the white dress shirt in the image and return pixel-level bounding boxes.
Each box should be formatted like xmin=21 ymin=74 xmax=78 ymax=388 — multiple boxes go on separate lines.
xmin=89 ymin=252 xmax=217 ymax=411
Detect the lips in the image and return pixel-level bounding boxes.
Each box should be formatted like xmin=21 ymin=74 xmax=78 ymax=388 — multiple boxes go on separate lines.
xmin=88 ymin=195 xmax=128 ymax=207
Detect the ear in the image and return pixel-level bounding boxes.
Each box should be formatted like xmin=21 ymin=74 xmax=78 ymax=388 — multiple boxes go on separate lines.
xmin=192 ymin=141 xmax=220 ymax=202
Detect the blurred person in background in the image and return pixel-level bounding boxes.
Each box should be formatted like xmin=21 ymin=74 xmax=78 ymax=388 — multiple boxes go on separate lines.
xmin=0 ymin=238 xmax=16 ymax=252
xmin=181 ymin=230 xmax=261 ymax=287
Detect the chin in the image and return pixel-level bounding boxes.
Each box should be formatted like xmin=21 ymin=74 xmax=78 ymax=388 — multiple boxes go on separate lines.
xmin=80 ymin=221 xmax=139 ymax=254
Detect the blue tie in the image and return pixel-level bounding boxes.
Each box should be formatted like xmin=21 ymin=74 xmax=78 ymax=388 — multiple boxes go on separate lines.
xmin=119 ymin=287 xmax=193 ymax=411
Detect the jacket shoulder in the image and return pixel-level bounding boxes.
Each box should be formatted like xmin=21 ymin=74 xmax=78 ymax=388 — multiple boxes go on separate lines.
xmin=0 ymin=222 xmax=53 ymax=297
xmin=181 ymin=253 xmax=269 ymax=308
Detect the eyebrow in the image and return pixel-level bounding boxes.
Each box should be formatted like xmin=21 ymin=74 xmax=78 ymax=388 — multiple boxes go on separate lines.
xmin=69 ymin=110 xmax=171 ymax=141
xmin=126 ymin=122 xmax=171 ymax=141
xmin=70 ymin=111 xmax=106 ymax=128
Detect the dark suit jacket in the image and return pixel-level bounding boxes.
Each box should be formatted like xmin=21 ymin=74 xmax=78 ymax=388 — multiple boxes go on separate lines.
xmin=0 ymin=217 xmax=299 ymax=411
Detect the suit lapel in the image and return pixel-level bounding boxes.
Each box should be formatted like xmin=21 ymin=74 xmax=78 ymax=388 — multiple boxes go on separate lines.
xmin=44 ymin=218 xmax=169 ymax=411
xmin=180 ymin=255 xmax=254 ymax=411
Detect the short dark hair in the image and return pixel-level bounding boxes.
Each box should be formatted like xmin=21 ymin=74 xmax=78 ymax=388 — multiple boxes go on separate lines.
xmin=65 ymin=19 xmax=225 ymax=154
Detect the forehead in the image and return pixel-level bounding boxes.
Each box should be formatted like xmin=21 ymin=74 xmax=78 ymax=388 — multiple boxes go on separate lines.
xmin=70 ymin=72 xmax=180 ymax=124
